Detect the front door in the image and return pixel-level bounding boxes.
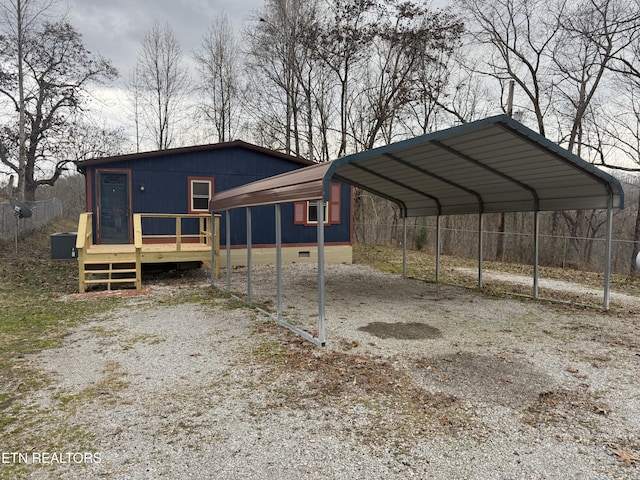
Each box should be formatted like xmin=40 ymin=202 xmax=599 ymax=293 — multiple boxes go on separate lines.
xmin=98 ymin=171 xmax=130 ymax=244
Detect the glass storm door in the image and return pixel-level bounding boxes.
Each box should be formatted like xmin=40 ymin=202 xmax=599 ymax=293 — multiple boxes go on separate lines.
xmin=99 ymin=172 xmax=130 ymax=244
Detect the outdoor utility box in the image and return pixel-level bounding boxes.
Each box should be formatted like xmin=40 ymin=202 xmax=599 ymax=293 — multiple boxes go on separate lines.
xmin=50 ymin=232 xmax=78 ymax=260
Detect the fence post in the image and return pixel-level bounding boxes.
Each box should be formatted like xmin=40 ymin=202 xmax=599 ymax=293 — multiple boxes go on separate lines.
xmin=0 ymin=198 xmax=63 ymax=242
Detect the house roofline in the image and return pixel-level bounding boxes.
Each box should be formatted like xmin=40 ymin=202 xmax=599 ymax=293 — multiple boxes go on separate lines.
xmin=75 ymin=140 xmax=315 ymax=171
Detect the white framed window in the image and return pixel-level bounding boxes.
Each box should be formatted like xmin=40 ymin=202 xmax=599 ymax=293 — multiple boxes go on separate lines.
xmin=306 ymin=201 xmax=329 ymax=224
xmin=189 ymin=178 xmax=213 ymax=212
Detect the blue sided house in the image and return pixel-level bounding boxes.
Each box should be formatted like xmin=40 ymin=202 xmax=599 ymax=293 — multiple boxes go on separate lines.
xmin=75 ymin=141 xmax=353 ymax=268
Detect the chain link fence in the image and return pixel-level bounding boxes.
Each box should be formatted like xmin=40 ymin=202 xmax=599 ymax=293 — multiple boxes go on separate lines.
xmin=355 ymin=222 xmax=640 ymax=276
xmin=0 ymin=198 xmax=63 ymax=242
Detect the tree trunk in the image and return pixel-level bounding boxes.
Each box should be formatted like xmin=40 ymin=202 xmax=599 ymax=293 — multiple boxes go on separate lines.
xmin=496 ymin=212 xmax=505 ymax=261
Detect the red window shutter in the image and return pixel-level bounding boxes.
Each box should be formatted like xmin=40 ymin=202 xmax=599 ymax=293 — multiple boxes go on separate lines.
xmin=294 ymin=201 xmax=305 ymax=224
xmin=330 ymin=183 xmax=341 ymax=224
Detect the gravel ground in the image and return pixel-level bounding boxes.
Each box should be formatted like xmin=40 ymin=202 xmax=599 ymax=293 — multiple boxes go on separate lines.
xmin=15 ymin=263 xmax=640 ymax=479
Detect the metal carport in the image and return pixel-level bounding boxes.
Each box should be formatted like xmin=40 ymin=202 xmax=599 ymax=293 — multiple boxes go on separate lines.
xmin=210 ymin=115 xmax=625 ymax=346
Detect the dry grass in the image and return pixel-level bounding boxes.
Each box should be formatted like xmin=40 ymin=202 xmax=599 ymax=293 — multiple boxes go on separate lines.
xmin=353 ymin=243 xmax=640 ymax=309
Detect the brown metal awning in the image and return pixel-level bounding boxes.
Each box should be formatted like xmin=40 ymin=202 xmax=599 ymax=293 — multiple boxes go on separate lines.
xmin=210 ymin=161 xmax=331 ymax=211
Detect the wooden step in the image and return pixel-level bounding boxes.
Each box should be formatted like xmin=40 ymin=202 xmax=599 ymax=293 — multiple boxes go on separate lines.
xmin=83 ymin=278 xmax=138 ymax=285
xmin=85 ymin=269 xmax=137 ymax=275
xmin=84 ymin=264 xmax=136 ymax=271
xmin=80 ymin=258 xmax=141 ymax=292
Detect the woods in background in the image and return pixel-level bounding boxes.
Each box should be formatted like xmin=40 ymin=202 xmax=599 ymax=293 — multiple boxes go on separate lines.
xmin=2 ymin=0 xmax=640 ymax=273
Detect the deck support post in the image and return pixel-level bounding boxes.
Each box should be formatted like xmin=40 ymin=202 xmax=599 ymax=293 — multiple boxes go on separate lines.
xmin=246 ymin=207 xmax=252 ymax=303
xmin=275 ymin=204 xmax=282 ymax=320
xmin=226 ymin=211 xmax=231 ymax=291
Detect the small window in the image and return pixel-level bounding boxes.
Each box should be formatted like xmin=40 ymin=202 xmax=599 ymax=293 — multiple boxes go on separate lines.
xmin=307 ymin=201 xmax=328 ymax=224
xmin=293 ymin=182 xmax=342 ymax=226
xmin=189 ymin=178 xmax=214 ymax=213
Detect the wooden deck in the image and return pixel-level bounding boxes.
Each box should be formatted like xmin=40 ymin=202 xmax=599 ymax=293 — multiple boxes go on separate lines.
xmin=76 ymin=213 xmax=220 ymax=292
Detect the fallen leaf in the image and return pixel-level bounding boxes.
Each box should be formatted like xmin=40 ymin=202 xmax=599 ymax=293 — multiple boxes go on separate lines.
xmin=614 ymin=448 xmax=640 ymax=467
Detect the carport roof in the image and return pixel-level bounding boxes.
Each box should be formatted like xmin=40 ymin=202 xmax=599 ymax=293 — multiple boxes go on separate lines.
xmin=210 ymin=115 xmax=624 ymax=216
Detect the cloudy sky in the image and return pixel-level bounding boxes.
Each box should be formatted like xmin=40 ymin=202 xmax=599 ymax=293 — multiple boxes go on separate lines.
xmin=61 ymin=0 xmax=265 ymax=143
xmin=66 ymin=0 xmax=265 ymax=80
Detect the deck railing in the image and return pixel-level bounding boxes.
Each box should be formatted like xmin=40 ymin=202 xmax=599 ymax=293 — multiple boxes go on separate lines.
xmin=76 ymin=213 xmax=93 ymax=292
xmin=76 ymin=213 xmax=221 ymax=292
xmin=134 ymin=213 xmax=218 ymax=248
xmin=76 ymin=212 xmax=93 ymax=251
xmin=133 ymin=213 xmax=220 ymax=277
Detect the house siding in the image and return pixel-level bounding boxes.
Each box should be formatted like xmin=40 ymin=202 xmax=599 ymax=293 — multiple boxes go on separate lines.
xmin=80 ymin=144 xmax=352 ymax=248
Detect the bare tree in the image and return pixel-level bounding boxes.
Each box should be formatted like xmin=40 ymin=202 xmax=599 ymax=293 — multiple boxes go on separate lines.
xmin=0 ymin=12 xmax=117 ymax=201
xmin=353 ymin=1 xmax=464 ymax=150
xmin=553 ymin=0 xmax=640 ymax=154
xmin=311 ymin=0 xmax=377 ymax=157
xmin=245 ymin=0 xmax=321 ymax=157
xmin=124 ymin=65 xmax=143 ymax=153
xmin=596 ymin=25 xmax=640 ymax=273
xmin=457 ymin=0 xmax=563 ymax=136
xmin=0 ymin=0 xmax=54 ymax=201
xmin=135 ymin=22 xmax=190 ymax=150
xmin=195 ymin=14 xmax=243 ymax=143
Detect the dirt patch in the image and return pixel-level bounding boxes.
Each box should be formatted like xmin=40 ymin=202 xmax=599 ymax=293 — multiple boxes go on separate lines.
xmin=250 ymin=322 xmax=470 ymax=445
xmin=522 ymin=385 xmax=611 ymax=430
xmin=412 ymin=352 xmax=556 ymax=410
xmin=358 ymin=321 xmax=442 ymax=340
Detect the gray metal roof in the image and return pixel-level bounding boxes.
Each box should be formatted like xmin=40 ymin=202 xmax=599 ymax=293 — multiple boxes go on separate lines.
xmin=210 ymin=115 xmax=624 ymax=216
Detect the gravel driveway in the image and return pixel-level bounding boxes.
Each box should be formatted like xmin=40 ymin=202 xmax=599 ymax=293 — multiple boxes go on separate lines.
xmin=19 ymin=263 xmax=640 ymax=479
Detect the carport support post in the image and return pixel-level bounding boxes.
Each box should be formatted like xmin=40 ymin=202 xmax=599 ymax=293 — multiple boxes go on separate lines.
xmin=275 ymin=204 xmax=282 ymax=320
xmin=226 ymin=211 xmax=231 ymax=291
xmin=214 ymin=213 xmax=218 ymax=286
xmin=533 ymin=211 xmax=539 ymax=298
xmin=317 ymin=199 xmax=326 ymax=345
xmin=246 ymin=206 xmax=252 ymax=303
xmin=604 ymin=200 xmax=613 ymax=310
xmin=402 ymin=216 xmax=407 ymax=277
xmin=436 ymin=215 xmax=441 ymax=282
xmin=478 ymin=213 xmax=484 ymax=288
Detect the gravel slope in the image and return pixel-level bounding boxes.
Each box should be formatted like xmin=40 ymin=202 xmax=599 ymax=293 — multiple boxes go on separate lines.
xmin=16 ymin=263 xmax=640 ymax=479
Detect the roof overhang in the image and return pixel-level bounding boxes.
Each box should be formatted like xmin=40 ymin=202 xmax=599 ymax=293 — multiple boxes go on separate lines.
xmin=75 ymin=140 xmax=315 ymax=172
xmin=210 ymin=115 xmax=624 ymax=216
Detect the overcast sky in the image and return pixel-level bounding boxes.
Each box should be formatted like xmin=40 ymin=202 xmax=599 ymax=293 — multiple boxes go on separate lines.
xmin=66 ymin=0 xmax=265 ymax=79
